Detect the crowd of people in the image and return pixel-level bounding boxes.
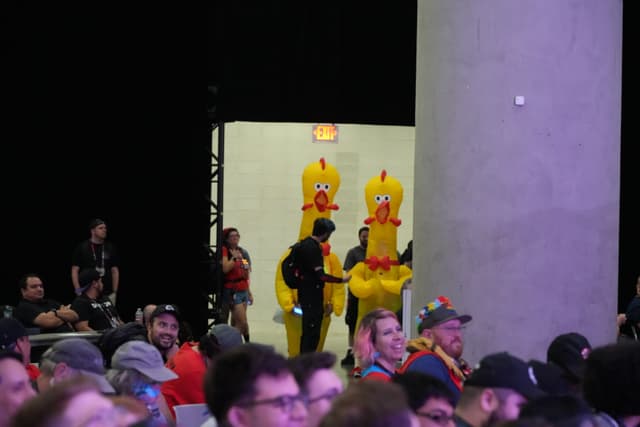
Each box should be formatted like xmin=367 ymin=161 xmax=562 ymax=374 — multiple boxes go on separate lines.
xmin=1 ymin=217 xmax=639 ymax=427
xmin=2 ymin=289 xmax=639 ymax=427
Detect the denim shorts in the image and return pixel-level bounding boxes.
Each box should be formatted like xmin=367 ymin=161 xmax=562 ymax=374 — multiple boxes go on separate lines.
xmin=224 ymin=288 xmax=249 ymax=305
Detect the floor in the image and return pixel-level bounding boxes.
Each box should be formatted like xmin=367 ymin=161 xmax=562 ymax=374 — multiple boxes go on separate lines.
xmin=243 ymin=299 xmax=354 ymax=384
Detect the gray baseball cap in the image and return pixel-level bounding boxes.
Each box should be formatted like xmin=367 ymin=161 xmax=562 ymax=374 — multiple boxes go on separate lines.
xmin=211 ymin=324 xmax=243 ymax=352
xmin=42 ymin=338 xmax=115 ymax=393
xmin=111 ymin=341 xmax=178 ymax=382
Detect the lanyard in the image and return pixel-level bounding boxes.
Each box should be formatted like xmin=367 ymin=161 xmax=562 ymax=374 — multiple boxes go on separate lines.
xmin=91 ymin=243 xmax=105 ymax=268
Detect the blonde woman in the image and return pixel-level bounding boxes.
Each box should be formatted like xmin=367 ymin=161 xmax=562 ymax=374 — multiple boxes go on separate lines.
xmin=353 ymin=308 xmax=406 ymax=381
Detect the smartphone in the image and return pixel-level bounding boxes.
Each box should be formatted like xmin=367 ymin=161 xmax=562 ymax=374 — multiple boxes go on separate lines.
xmin=293 ymin=306 xmax=303 ymax=316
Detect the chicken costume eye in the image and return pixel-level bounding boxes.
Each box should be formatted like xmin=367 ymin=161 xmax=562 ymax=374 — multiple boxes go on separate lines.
xmin=314 ymin=182 xmax=331 ymax=192
xmin=375 ymin=194 xmax=391 ymax=204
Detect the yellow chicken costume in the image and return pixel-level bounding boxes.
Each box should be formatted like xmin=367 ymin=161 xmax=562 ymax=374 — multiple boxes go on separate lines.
xmin=349 ymin=170 xmax=412 ymax=333
xmin=275 ymin=158 xmax=346 ymax=357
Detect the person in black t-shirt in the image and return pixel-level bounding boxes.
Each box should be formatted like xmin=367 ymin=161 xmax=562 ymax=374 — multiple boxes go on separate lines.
xmin=13 ymin=273 xmax=78 ymax=333
xmin=71 ymin=218 xmax=121 ymax=305
xmin=297 ymin=218 xmax=351 ymax=353
xmin=72 ymin=269 xmax=122 ymax=331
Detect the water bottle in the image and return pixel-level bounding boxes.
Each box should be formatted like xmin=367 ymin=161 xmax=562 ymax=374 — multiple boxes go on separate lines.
xmin=3 ymin=305 xmax=12 ymax=318
xmin=135 ymin=307 xmax=143 ymax=324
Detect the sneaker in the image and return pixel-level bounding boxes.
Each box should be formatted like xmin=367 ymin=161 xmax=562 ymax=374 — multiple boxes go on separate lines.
xmin=340 ymin=349 xmax=355 ymax=366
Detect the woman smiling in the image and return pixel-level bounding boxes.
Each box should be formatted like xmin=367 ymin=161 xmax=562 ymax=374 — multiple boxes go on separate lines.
xmin=354 ymin=308 xmax=406 ymax=381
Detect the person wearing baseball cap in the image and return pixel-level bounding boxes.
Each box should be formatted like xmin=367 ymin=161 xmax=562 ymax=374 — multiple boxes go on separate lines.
xmin=397 ymin=296 xmax=472 ymax=402
xmin=454 ymin=352 xmax=544 ymax=427
xmin=0 ymin=317 xmax=40 ymax=380
xmin=71 ymin=268 xmax=123 ymax=332
xmin=36 ymin=337 xmax=115 ymax=394
xmin=161 ymin=324 xmax=244 ymax=418
xmin=108 ymin=340 xmax=178 ymax=426
xmin=147 ymin=304 xmax=181 ymax=362
xmin=546 ymin=331 xmax=592 ymax=394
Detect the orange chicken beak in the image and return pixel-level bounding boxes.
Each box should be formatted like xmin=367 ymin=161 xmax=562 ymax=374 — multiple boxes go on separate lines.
xmin=315 ymin=190 xmax=329 ymax=212
xmin=375 ymin=201 xmax=390 ymax=224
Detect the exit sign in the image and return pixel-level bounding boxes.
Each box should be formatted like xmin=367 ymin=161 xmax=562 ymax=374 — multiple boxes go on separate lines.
xmin=312 ymin=124 xmax=338 ymax=143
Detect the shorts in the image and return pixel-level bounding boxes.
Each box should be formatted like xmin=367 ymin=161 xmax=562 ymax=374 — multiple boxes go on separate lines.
xmin=224 ymin=288 xmax=250 ymax=305
xmin=345 ymin=290 xmax=359 ymax=332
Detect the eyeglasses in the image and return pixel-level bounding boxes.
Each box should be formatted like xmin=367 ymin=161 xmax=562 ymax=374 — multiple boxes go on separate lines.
xmin=240 ymin=394 xmax=307 ymax=413
xmin=416 ymin=410 xmax=454 ymax=426
xmin=307 ymin=387 xmax=341 ymax=405
xmin=433 ymin=325 xmax=466 ymax=333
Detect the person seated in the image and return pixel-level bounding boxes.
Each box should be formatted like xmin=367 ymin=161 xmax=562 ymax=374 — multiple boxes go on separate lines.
xmin=107 ymin=340 xmax=178 ymax=426
xmin=353 ymin=308 xmax=406 ymax=381
xmin=583 ymin=341 xmax=640 ymax=427
xmin=546 ymin=332 xmax=592 ymax=396
xmin=11 ymin=377 xmax=120 ymax=427
xmin=619 ymin=275 xmax=640 ymax=341
xmin=36 ymin=337 xmax=114 ymax=394
xmin=519 ymin=394 xmax=599 ymax=427
xmin=97 ymin=321 xmax=148 ymax=368
xmin=398 ymin=296 xmax=472 ymax=402
xmin=13 ymin=273 xmax=78 ymax=333
xmin=288 ymin=351 xmax=344 ymax=427
xmin=392 ymin=371 xmax=456 ymax=427
xmin=147 ymin=304 xmax=181 ymax=362
xmin=0 ymin=350 xmax=37 ymax=427
xmin=161 ymin=324 xmax=243 ymax=419
xmin=454 ymin=352 xmax=544 ymax=427
xmin=319 ymin=380 xmax=418 ymax=427
xmin=204 ymin=342 xmax=308 ymax=427
xmin=0 ymin=318 xmax=40 ymax=381
xmin=72 ymin=268 xmax=123 ymax=331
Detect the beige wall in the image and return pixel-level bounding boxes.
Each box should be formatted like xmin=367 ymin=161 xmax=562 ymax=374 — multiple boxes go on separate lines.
xmin=215 ymin=121 xmax=415 ymax=347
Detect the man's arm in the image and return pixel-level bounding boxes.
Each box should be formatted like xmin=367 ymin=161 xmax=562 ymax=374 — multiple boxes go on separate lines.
xmin=74 ymin=320 xmax=93 ymax=331
xmin=56 ymin=305 xmax=79 ymax=323
xmin=71 ymin=265 xmax=81 ymax=294
xmin=110 ymin=266 xmax=120 ymax=293
xmin=33 ymin=311 xmax=68 ymax=329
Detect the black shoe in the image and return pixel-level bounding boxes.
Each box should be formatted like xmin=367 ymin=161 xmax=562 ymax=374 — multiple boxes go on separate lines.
xmin=340 ymin=349 xmax=354 ymax=366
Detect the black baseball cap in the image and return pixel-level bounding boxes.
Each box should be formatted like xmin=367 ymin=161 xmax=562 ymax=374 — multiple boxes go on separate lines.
xmin=547 ymin=332 xmax=592 ymax=382
xmin=465 ymin=352 xmax=545 ymax=400
xmin=0 ymin=318 xmax=28 ymax=350
xmin=89 ymin=218 xmax=106 ymax=229
xmin=149 ymin=304 xmax=181 ymax=323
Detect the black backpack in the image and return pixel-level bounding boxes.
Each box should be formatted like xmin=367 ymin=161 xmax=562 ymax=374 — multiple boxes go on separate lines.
xmin=281 ymin=242 xmax=304 ymax=289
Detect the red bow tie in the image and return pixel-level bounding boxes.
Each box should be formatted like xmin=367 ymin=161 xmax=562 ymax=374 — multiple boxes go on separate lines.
xmin=365 ymin=256 xmax=400 ymax=271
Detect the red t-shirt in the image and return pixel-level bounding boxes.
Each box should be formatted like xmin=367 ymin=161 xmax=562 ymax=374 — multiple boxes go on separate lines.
xmin=26 ymin=363 xmax=40 ymax=381
xmin=222 ymin=246 xmax=249 ymax=291
xmin=161 ymin=342 xmax=207 ymax=418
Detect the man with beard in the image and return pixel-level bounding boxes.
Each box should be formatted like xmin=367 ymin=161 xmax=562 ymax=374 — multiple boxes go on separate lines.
xmin=0 ymin=350 xmax=36 ymax=427
xmin=147 ymin=304 xmax=180 ymax=362
xmin=71 ymin=269 xmax=122 ymax=331
xmin=398 ymin=296 xmax=472 ymax=402
xmin=454 ymin=352 xmax=544 ymax=427
xmin=296 ymin=218 xmax=351 ymax=353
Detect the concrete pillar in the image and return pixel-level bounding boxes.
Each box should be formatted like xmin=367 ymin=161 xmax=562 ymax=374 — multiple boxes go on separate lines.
xmin=413 ymin=0 xmax=622 ymax=364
